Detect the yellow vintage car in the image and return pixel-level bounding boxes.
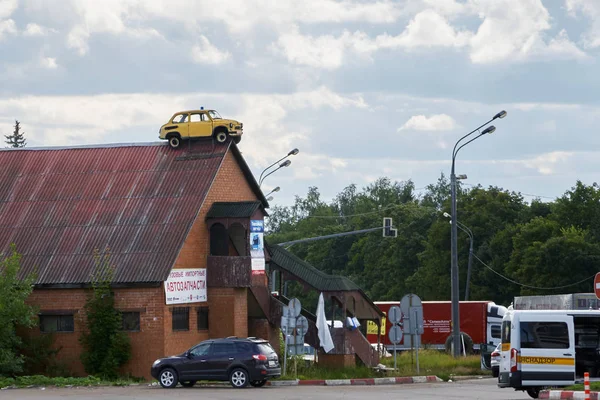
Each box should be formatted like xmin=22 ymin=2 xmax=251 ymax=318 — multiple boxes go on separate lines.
xmin=159 ymin=108 xmax=243 ymax=148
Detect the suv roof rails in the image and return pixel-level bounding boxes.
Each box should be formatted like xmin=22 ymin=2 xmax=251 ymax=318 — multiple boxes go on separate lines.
xmin=226 ymin=336 xmax=238 ymax=339
xmin=247 ymin=336 xmax=257 ymax=340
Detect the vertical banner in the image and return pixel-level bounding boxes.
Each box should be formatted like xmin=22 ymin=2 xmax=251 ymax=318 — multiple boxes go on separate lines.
xmin=250 ymin=220 xmax=265 ymax=275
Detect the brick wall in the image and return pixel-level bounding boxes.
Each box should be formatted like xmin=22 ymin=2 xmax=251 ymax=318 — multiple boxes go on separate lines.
xmin=27 ymin=287 xmax=166 ymax=379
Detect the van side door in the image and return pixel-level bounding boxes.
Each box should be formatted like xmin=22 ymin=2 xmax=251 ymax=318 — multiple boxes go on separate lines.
xmin=519 ymin=314 xmax=575 ymax=387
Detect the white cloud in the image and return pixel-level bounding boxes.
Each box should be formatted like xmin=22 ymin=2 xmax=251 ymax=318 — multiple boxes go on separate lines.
xmin=40 ymin=57 xmax=58 ymax=69
xmin=191 ymin=36 xmax=231 ymax=65
xmin=23 ymin=23 xmax=57 ymax=37
xmin=0 ymin=0 xmax=17 ymax=20
xmin=399 ymin=114 xmax=458 ymax=131
xmin=522 ymin=151 xmax=574 ymax=175
xmin=566 ymin=0 xmax=600 ymax=48
xmin=0 ymin=18 xmax=16 ymax=40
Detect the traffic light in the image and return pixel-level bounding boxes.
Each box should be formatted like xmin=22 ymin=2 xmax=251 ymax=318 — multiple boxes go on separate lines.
xmin=383 ymin=217 xmax=397 ymax=238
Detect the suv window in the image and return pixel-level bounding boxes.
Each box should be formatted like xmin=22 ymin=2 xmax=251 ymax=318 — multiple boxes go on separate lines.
xmin=212 ymin=342 xmax=236 ymax=356
xmin=256 ymin=343 xmax=274 ymax=355
xmin=235 ymin=342 xmax=252 ymax=354
xmin=520 ymin=321 xmax=569 ymax=349
xmin=190 ymin=343 xmax=211 ymax=357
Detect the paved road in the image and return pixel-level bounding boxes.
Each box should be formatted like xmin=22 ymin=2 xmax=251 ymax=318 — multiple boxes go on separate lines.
xmin=0 ymin=378 xmax=531 ymax=400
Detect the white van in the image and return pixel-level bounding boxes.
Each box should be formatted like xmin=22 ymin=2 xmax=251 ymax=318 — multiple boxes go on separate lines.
xmin=498 ymin=308 xmax=600 ymax=399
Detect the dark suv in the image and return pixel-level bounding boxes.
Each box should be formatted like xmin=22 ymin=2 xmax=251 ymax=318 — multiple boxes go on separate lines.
xmin=151 ymin=337 xmax=281 ymax=389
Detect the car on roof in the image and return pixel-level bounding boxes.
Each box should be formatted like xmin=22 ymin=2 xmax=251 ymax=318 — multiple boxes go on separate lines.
xmin=150 ymin=337 xmax=280 ymax=389
xmin=159 ymin=108 xmax=243 ymax=148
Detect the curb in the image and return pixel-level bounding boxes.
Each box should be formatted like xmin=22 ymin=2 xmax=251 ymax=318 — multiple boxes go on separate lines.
xmin=540 ymin=390 xmax=598 ymax=399
xmin=267 ymin=376 xmax=443 ymax=387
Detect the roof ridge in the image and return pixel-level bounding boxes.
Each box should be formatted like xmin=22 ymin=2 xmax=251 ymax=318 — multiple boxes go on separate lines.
xmin=0 ymin=141 xmax=168 ymax=152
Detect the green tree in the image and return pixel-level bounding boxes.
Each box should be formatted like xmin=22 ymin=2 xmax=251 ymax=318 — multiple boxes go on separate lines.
xmin=0 ymin=244 xmax=36 ymax=376
xmin=4 ymin=120 xmax=26 ymax=148
xmin=79 ymin=248 xmax=131 ymax=379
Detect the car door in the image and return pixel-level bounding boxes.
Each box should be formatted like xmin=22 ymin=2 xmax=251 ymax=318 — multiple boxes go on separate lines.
xmin=519 ymin=314 xmax=575 ymax=387
xmin=170 ymin=112 xmax=190 ymax=138
xmin=188 ymin=112 xmax=212 ymax=138
xmin=179 ymin=342 xmax=212 ymax=380
xmin=208 ymin=342 xmax=238 ymax=379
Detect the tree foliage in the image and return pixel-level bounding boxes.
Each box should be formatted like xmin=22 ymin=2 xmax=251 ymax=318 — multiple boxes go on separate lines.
xmin=0 ymin=244 xmax=36 ymax=376
xmin=266 ymin=178 xmax=600 ymax=307
xmin=79 ymin=248 xmax=131 ymax=379
xmin=4 ymin=120 xmax=26 ymax=148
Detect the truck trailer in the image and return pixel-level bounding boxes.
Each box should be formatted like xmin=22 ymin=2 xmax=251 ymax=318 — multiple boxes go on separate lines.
xmin=366 ymin=301 xmax=507 ymax=352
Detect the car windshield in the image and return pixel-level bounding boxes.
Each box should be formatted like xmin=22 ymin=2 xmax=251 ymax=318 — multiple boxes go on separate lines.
xmin=208 ymin=110 xmax=222 ymax=119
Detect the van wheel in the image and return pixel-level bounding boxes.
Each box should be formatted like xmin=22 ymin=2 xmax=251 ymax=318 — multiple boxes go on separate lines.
xmin=168 ymin=135 xmax=181 ymax=149
xmin=526 ymin=387 xmax=541 ymax=399
xmin=215 ymin=131 xmax=228 ymax=143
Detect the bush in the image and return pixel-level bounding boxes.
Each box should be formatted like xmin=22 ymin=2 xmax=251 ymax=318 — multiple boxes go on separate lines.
xmin=17 ymin=332 xmax=71 ymax=377
xmin=79 ymin=249 xmax=131 ymax=379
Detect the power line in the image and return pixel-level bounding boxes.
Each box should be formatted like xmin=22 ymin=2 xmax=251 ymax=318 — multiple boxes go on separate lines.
xmin=472 ymin=253 xmax=596 ymax=290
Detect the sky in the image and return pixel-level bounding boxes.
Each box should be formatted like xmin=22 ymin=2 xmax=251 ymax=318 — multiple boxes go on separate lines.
xmin=1 ymin=0 xmax=600 ymax=208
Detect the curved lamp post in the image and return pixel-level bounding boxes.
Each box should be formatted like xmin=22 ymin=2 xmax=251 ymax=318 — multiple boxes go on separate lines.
xmin=449 ymin=110 xmax=506 ymax=357
xmin=265 ymin=186 xmax=280 ymax=198
xmin=259 ymin=160 xmax=291 ymax=187
xmin=258 ymin=149 xmax=299 ymax=187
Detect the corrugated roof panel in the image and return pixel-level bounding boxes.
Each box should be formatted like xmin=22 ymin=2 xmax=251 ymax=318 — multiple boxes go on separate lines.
xmin=1 ymin=141 xmax=230 ymax=285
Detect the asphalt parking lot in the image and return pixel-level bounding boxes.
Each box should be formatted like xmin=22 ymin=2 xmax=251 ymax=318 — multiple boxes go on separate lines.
xmin=0 ymin=377 xmax=531 ymax=400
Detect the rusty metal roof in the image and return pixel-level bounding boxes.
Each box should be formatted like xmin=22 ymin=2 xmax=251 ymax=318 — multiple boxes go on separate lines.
xmin=0 ymin=141 xmax=234 ymax=286
xmin=206 ymin=201 xmax=263 ymax=219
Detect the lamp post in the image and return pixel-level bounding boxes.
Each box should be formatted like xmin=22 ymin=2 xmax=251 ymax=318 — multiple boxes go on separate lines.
xmin=258 ymin=149 xmax=299 ymax=186
xmin=450 ymin=110 xmax=506 ymax=357
xmin=265 ymin=186 xmax=280 ymax=198
xmin=259 ymin=160 xmax=291 ymax=187
xmin=444 ymin=213 xmax=474 ymax=301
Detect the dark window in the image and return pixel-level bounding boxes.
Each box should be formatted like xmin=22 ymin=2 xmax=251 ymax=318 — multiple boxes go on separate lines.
xmin=121 ymin=312 xmax=140 ymax=331
xmin=501 ymin=320 xmax=511 ymax=343
xmin=172 ymin=307 xmax=189 ymax=331
xmin=190 ymin=343 xmax=211 ymax=357
xmin=40 ymin=314 xmax=74 ymax=333
xmin=210 ymin=223 xmax=228 ymax=256
xmin=235 ymin=342 xmax=252 ymax=354
xmin=491 ymin=324 xmax=501 ymax=339
xmin=211 ymin=342 xmax=235 ymax=355
xmin=520 ymin=321 xmax=569 ymax=349
xmin=197 ymin=307 xmax=209 ymax=331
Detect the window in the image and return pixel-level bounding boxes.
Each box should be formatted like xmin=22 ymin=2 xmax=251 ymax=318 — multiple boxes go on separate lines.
xmin=172 ymin=114 xmax=189 ymax=123
xmin=211 ymin=342 xmax=235 ymax=355
xmin=172 ymin=307 xmax=190 ymax=331
xmin=40 ymin=314 xmax=74 ymax=333
xmin=501 ymin=320 xmax=511 ymax=344
xmin=236 ymin=342 xmax=252 ymax=354
xmin=190 ymin=113 xmax=202 ymax=123
xmin=520 ymin=321 xmax=569 ymax=349
xmin=197 ymin=307 xmax=209 ymax=331
xmin=491 ymin=324 xmax=501 ymax=339
xmin=189 ymin=343 xmax=211 ymax=357
xmin=121 ymin=312 xmax=140 ymax=332
xmin=201 ymin=113 xmax=211 ymax=121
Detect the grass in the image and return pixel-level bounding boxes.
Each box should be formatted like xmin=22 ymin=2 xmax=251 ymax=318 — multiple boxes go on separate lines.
xmin=277 ymin=350 xmax=489 ymax=381
xmin=565 ymin=381 xmax=600 ymax=391
xmin=0 ymin=375 xmax=145 ymax=389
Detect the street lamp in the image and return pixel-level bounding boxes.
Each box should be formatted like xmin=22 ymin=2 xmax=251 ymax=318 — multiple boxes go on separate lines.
xmin=450 ymin=110 xmax=506 ymax=357
xmin=265 ymin=186 xmax=280 ymax=197
xmin=258 ymin=148 xmax=299 ymax=186
xmin=443 ymin=212 xmax=474 ymax=301
xmin=259 ymin=159 xmax=291 ymax=187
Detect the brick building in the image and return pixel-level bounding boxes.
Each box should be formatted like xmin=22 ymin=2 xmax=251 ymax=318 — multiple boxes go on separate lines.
xmin=0 ymin=140 xmax=383 ymax=379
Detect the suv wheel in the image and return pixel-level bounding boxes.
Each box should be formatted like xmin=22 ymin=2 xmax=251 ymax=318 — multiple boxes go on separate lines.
xmin=250 ymin=379 xmax=267 ymax=388
xmin=229 ymin=368 xmax=249 ymax=388
xmin=215 ymin=131 xmax=228 ymax=143
xmin=158 ymin=368 xmax=178 ymax=388
xmin=168 ymin=135 xmax=181 ymax=149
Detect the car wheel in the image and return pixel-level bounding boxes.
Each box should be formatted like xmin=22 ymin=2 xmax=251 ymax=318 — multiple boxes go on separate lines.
xmin=168 ymin=135 xmax=181 ymax=149
xmin=180 ymin=380 xmax=196 ymax=388
xmin=229 ymin=368 xmax=249 ymax=388
xmin=249 ymin=380 xmax=267 ymax=388
xmin=215 ymin=131 xmax=228 ymax=143
xmin=526 ymin=387 xmax=541 ymax=399
xmin=158 ymin=368 xmax=178 ymax=389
